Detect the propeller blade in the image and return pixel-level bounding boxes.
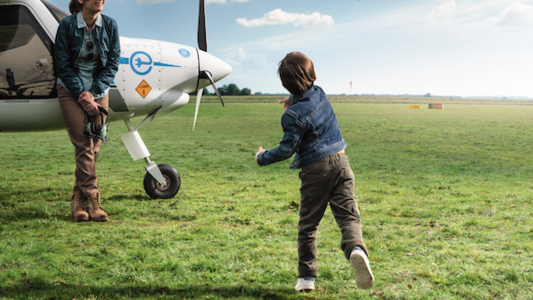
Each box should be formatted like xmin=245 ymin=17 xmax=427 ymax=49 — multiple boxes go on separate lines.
xmin=193 ymin=87 xmax=203 ymax=131
xmin=198 ymin=0 xmax=207 ymax=52
xmin=203 ymin=71 xmax=225 ymax=107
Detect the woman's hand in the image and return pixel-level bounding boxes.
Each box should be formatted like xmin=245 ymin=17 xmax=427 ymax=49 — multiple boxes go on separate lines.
xmin=78 ymin=91 xmax=99 ymax=116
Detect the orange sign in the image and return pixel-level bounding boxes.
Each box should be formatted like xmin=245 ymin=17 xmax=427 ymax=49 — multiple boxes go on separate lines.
xmin=136 ymin=80 xmax=152 ymax=98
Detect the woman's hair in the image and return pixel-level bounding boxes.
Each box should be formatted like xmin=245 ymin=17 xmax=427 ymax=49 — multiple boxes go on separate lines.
xmin=69 ymin=0 xmax=83 ymax=14
xmin=278 ymin=52 xmax=316 ymax=95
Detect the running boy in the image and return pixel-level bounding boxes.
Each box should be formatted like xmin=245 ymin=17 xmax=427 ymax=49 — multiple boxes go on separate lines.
xmin=255 ymin=52 xmax=374 ymax=291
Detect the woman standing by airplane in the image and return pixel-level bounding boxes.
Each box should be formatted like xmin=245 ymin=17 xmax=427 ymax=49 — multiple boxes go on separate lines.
xmin=54 ymin=0 xmax=120 ymax=222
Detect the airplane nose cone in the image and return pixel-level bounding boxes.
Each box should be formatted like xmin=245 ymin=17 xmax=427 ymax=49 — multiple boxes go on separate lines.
xmin=198 ymin=50 xmax=232 ymax=82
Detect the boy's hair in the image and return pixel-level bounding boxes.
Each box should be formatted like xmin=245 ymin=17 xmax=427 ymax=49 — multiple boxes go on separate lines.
xmin=278 ymin=52 xmax=316 ymax=95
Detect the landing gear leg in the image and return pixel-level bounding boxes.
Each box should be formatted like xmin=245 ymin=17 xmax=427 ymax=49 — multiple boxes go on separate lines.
xmin=121 ymin=118 xmax=181 ymax=199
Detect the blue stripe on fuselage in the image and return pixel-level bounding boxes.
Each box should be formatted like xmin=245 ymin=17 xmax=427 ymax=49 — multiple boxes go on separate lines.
xmin=154 ymin=62 xmax=182 ymax=68
xmin=119 ymin=57 xmax=181 ymax=68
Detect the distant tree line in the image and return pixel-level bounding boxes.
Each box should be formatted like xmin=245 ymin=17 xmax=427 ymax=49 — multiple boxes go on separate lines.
xmin=191 ymin=83 xmax=251 ymax=96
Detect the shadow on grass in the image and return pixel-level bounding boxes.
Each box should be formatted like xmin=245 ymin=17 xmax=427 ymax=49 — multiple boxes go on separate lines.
xmin=0 ymin=188 xmax=67 ymax=203
xmin=0 ymin=188 xmax=154 ymax=204
xmin=0 ymin=204 xmax=193 ymax=224
xmin=2 ymin=278 xmax=295 ymax=299
xmin=0 ymin=212 xmax=71 ymax=224
xmin=106 ymin=194 xmax=153 ymax=201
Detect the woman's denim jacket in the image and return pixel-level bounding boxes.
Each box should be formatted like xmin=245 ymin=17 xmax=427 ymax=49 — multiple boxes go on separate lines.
xmin=54 ymin=13 xmax=120 ymax=99
xmin=257 ymin=86 xmax=347 ymax=169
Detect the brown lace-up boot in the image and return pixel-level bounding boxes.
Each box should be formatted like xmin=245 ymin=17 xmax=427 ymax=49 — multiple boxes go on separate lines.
xmin=71 ymin=191 xmax=89 ymax=222
xmin=87 ymin=193 xmax=109 ymax=222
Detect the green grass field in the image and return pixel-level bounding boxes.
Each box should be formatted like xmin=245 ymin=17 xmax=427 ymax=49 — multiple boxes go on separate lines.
xmin=1 ymin=97 xmax=532 ymax=299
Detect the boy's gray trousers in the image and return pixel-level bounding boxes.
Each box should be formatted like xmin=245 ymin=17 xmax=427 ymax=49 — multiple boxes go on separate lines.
xmin=297 ymin=152 xmax=368 ymax=278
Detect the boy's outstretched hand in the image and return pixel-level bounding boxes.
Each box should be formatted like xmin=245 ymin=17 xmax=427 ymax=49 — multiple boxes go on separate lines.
xmin=255 ymin=147 xmax=265 ymax=161
xmin=278 ymin=96 xmax=290 ymax=111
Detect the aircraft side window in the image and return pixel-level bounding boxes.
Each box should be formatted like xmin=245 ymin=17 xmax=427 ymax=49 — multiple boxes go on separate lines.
xmin=0 ymin=5 xmax=56 ymax=99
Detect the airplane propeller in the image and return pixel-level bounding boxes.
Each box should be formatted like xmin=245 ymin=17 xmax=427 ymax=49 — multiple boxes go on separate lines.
xmin=198 ymin=0 xmax=207 ymax=52
xmin=193 ymin=0 xmax=225 ymax=131
xmin=193 ymin=70 xmax=224 ymax=131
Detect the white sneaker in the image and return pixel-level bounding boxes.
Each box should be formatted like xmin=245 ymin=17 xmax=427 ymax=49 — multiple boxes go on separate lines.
xmin=294 ymin=278 xmax=315 ymax=291
xmin=349 ymin=248 xmax=374 ymax=289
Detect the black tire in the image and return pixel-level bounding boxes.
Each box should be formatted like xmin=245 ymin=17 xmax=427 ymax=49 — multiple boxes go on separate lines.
xmin=143 ymin=164 xmax=181 ymax=199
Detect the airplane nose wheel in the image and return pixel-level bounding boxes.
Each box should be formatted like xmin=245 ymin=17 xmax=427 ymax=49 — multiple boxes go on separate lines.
xmin=143 ymin=163 xmax=181 ymax=199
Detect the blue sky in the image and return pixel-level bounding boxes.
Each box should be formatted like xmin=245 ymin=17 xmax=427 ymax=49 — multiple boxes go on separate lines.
xmin=49 ymin=0 xmax=533 ymax=98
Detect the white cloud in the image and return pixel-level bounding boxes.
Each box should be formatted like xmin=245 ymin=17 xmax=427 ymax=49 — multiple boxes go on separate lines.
xmin=429 ymin=0 xmax=533 ymax=27
xmin=224 ymin=47 xmax=269 ymax=69
xmin=236 ymin=9 xmax=334 ymax=28
xmin=430 ymin=0 xmax=456 ymax=20
xmin=218 ymin=47 xmax=279 ymax=94
xmin=486 ymin=2 xmax=533 ymax=26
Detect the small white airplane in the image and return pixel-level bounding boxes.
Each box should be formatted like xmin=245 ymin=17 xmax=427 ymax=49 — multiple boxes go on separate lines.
xmin=0 ymin=0 xmax=232 ymax=199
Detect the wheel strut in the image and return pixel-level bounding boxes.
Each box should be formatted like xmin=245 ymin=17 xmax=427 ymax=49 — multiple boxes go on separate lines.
xmin=120 ymin=118 xmax=180 ymax=199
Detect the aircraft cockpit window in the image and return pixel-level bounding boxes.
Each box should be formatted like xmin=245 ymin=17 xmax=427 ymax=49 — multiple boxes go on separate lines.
xmin=0 ymin=5 xmax=56 ymax=99
xmin=42 ymin=0 xmax=70 ymax=22
xmin=0 ymin=25 xmax=36 ymax=52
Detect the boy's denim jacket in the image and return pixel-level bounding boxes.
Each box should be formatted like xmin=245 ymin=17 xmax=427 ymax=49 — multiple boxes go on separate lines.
xmin=54 ymin=13 xmax=120 ymax=99
xmin=257 ymin=85 xmax=347 ymax=169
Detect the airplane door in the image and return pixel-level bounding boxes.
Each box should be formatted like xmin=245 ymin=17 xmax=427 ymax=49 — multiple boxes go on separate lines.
xmin=118 ymin=40 xmax=163 ymax=109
